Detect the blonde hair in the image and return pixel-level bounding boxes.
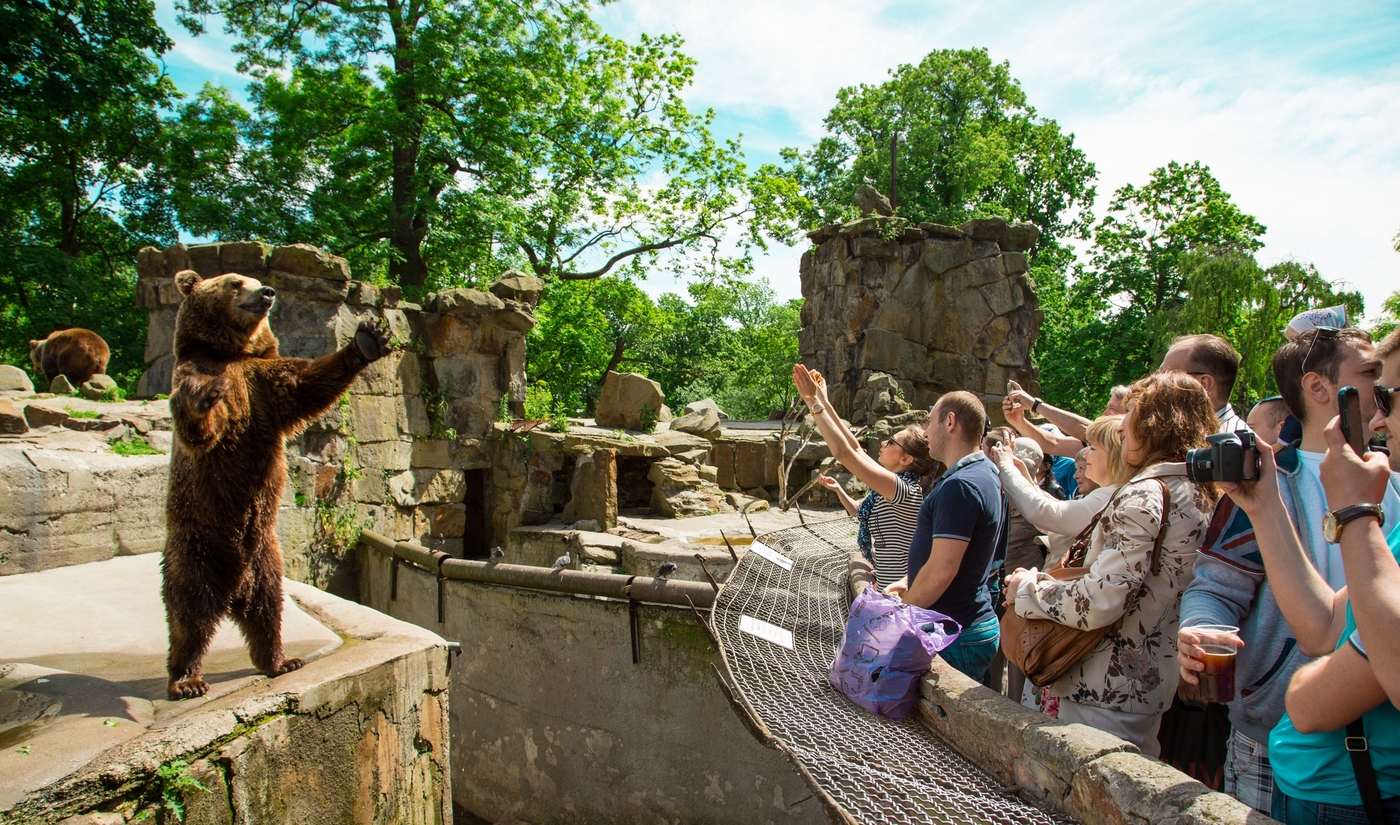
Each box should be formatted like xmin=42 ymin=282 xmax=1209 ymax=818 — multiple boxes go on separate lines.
xmin=1085 ymin=415 xmax=1132 ymax=486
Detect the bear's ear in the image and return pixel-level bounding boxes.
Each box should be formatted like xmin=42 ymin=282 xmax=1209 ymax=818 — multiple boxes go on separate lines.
xmin=175 ymin=270 xmax=202 ymax=296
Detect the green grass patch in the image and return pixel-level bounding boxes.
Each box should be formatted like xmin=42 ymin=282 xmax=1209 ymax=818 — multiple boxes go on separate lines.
xmin=112 ymin=438 xmax=163 ymax=456
xmin=65 ymin=406 xmax=100 ymax=419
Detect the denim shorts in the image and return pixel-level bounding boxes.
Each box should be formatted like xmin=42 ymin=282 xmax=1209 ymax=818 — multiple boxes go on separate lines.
xmin=940 ymin=615 xmax=1000 ymax=687
xmin=1272 ymin=789 xmax=1400 ymax=824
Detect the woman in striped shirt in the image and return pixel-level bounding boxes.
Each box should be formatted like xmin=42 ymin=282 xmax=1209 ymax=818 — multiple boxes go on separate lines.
xmin=795 ymin=365 xmax=936 ymax=589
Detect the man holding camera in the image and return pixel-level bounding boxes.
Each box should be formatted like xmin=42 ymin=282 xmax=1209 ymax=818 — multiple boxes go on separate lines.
xmin=1177 ymin=327 xmax=1400 ymax=815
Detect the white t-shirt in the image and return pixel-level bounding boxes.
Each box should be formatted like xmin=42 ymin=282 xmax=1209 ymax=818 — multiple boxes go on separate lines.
xmin=1296 ymin=449 xmax=1400 ymax=591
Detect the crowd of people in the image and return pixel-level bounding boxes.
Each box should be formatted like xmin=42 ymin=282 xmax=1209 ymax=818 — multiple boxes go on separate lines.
xmin=794 ymin=307 xmax=1400 ymax=825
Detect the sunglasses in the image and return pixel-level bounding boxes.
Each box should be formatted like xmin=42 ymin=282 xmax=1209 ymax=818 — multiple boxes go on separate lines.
xmin=1378 ymin=383 xmax=1397 ymax=418
xmin=883 ymin=436 xmax=909 ymax=453
xmin=1300 ymin=326 xmax=1341 ymax=376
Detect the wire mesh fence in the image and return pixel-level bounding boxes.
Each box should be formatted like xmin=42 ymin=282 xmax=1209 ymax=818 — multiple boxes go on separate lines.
xmin=710 ymin=517 xmax=1070 ymax=825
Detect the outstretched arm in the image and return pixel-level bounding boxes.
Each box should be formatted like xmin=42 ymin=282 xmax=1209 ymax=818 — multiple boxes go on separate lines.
xmin=1004 ymin=398 xmax=1084 ymax=458
xmin=170 ymin=371 xmax=234 ymax=453
xmin=1006 ymin=380 xmax=1091 ymax=442
xmin=793 ymin=364 xmax=899 ymax=500
xmin=262 ymin=321 xmax=391 ymax=432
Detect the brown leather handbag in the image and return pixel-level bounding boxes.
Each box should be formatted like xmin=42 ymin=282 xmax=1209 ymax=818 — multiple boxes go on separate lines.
xmin=1000 ymin=479 xmax=1171 ymax=688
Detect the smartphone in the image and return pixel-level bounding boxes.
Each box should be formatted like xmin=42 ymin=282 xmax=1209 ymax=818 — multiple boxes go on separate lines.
xmin=1339 ymin=386 xmax=1368 ymax=455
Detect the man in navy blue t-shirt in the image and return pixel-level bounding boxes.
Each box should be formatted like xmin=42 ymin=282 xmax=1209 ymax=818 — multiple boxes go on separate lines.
xmin=887 ymin=390 xmax=1007 ymax=685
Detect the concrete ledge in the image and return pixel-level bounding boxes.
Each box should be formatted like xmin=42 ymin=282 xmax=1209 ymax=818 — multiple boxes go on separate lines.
xmin=1 ymin=562 xmax=451 ymax=825
xmin=916 ymin=660 xmax=1275 ymax=825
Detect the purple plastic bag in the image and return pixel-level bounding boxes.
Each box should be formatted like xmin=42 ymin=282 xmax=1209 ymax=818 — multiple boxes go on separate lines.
xmin=827 ymin=587 xmax=962 ymax=721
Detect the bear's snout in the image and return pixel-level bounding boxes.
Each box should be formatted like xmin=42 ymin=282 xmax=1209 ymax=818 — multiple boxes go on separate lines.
xmin=240 ymin=285 xmax=277 ymax=315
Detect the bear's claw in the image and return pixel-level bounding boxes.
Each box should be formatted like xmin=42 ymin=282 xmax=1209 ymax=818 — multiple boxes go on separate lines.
xmin=168 ymin=676 xmax=209 ymax=700
xmin=271 ymin=657 xmax=304 ymax=676
xmin=192 ymin=377 xmax=228 ymax=414
xmin=354 ymin=321 xmax=392 ymax=363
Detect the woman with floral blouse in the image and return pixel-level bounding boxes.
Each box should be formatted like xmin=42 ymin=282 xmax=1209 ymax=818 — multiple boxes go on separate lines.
xmin=1002 ymin=372 xmax=1219 ymax=755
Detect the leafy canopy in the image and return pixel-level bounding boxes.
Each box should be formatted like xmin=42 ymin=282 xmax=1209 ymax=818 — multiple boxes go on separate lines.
xmin=526 ymin=276 xmax=800 ymax=420
xmin=782 ymin=48 xmax=1097 ymax=249
xmin=166 ymin=0 xmax=799 ymax=290
xmin=0 ymin=0 xmax=177 ymax=388
xmin=1037 ymin=161 xmax=1360 ymax=413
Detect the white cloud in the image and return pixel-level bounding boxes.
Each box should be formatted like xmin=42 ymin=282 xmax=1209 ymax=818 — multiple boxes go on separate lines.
xmin=602 ymin=0 xmax=1400 ymax=317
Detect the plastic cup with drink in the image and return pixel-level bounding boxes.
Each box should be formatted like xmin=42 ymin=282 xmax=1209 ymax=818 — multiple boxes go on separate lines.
xmin=1179 ymin=624 xmax=1241 ymax=703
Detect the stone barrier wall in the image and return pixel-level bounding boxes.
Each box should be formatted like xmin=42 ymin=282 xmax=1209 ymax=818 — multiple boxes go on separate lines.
xmin=916 ymin=661 xmax=1276 ymax=825
xmin=134 ymin=242 xmax=538 ymax=594
xmin=359 ymin=539 xmax=823 ymax=825
xmin=2 ymin=580 xmax=450 ymax=825
xmin=799 ymin=216 xmax=1043 ymax=423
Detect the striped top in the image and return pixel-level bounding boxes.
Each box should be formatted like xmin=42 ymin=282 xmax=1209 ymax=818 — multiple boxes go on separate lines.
xmin=864 ymin=475 xmax=923 ymax=589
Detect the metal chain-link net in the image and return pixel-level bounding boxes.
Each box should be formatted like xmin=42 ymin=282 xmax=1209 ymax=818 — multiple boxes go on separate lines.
xmin=711 ymin=518 xmax=1069 ymax=825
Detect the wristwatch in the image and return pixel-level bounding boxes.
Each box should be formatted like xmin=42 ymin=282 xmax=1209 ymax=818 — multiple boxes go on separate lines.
xmin=1031 ymin=398 xmax=1043 ymax=414
xmin=1322 ymin=504 xmax=1385 ymax=543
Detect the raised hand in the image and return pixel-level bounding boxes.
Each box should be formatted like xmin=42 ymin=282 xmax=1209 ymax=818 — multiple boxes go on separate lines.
xmin=1005 ymin=379 xmax=1036 ymax=410
xmin=1319 ymin=415 xmax=1391 ymax=509
xmin=354 ymin=320 xmax=392 ymax=362
xmin=816 ymin=474 xmax=842 ymax=492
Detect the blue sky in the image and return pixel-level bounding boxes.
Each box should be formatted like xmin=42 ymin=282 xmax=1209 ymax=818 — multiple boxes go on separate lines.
xmin=155 ymin=0 xmax=1400 ymax=319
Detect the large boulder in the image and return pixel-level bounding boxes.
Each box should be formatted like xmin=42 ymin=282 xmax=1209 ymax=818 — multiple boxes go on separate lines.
xmin=647 ymin=458 xmax=727 ymax=518
xmin=0 ymin=365 xmax=35 ymax=394
xmin=80 ymin=374 xmax=118 ymax=400
xmin=670 ymin=406 xmax=722 ymax=440
xmin=0 ymin=399 xmax=28 ymax=434
xmin=489 ymin=271 xmax=545 ymax=308
xmin=682 ymin=398 xmax=729 ymax=421
xmin=49 ymin=375 xmax=75 ymax=395
xmin=594 ymin=371 xmax=666 ymax=431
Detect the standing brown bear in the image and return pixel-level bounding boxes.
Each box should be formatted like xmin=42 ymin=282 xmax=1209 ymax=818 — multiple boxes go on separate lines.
xmin=163 ymin=269 xmax=390 ymax=699
xmin=29 ymin=328 xmax=110 ymax=385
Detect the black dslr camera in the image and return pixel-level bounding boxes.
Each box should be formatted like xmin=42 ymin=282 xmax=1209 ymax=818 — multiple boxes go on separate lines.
xmin=1185 ymin=430 xmax=1260 ymax=483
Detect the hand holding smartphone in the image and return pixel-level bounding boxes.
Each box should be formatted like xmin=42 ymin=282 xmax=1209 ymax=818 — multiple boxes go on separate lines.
xmin=1338 ymin=386 xmax=1368 ymax=455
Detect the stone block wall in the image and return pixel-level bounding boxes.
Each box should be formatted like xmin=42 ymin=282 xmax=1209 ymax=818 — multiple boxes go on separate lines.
xmin=134 ymin=242 xmax=537 ymax=591
xmin=917 ymin=661 xmax=1271 ymax=825
xmin=799 ymin=216 xmax=1043 ymax=423
xmin=360 ymin=541 xmax=821 ymax=825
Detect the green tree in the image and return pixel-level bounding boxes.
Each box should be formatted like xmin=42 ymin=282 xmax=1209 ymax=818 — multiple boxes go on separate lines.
xmin=781 ymin=48 xmax=1097 ymax=249
xmin=525 ymin=277 xmax=663 ymax=415
xmin=1037 ymin=162 xmax=1268 ymax=413
xmin=1370 ymin=291 xmax=1400 ymax=343
xmin=1170 ymin=252 xmax=1363 ymax=407
xmin=0 ymin=0 xmax=177 ymax=387
xmin=167 ymin=0 xmax=797 ymax=291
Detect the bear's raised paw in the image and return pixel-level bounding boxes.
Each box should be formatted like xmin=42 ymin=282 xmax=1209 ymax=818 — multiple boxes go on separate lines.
xmin=354 ymin=321 xmax=391 ymax=363
xmin=168 ymin=676 xmax=209 ymax=700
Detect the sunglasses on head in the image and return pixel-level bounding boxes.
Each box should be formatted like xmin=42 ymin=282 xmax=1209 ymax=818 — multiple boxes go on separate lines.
xmin=1378 ymin=383 xmax=1397 ymax=418
xmin=1300 ymin=326 xmax=1341 ymax=376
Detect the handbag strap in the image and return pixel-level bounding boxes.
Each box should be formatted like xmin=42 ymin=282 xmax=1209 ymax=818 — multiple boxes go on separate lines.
xmin=1346 ymin=718 xmax=1387 ymax=825
xmin=1147 ymin=478 xmax=1170 ymax=577
xmin=1061 ymin=478 xmax=1172 ymax=573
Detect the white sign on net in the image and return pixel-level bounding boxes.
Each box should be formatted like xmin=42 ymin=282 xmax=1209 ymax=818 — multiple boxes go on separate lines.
xmin=748 ymin=541 xmax=794 ymax=570
xmin=739 ymin=614 xmax=795 ymax=649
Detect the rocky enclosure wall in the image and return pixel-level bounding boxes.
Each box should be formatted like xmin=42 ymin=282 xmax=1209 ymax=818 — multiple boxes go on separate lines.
xmin=800 ymin=216 xmax=1043 ymax=423
xmin=359 ymin=538 xmax=823 ymax=825
xmin=134 ymin=242 xmax=539 ymax=593
xmin=3 ymin=580 xmax=450 ymax=825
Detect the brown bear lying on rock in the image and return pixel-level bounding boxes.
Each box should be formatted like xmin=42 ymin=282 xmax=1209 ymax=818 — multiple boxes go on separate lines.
xmin=163 ymin=268 xmax=390 ymax=699
xmin=29 ymin=328 xmax=110 ymax=386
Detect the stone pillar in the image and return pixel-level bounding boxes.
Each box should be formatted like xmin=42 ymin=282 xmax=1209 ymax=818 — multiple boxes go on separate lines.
xmin=798 ymin=216 xmax=1043 ymax=424
xmin=561 ymin=447 xmax=618 ymax=529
